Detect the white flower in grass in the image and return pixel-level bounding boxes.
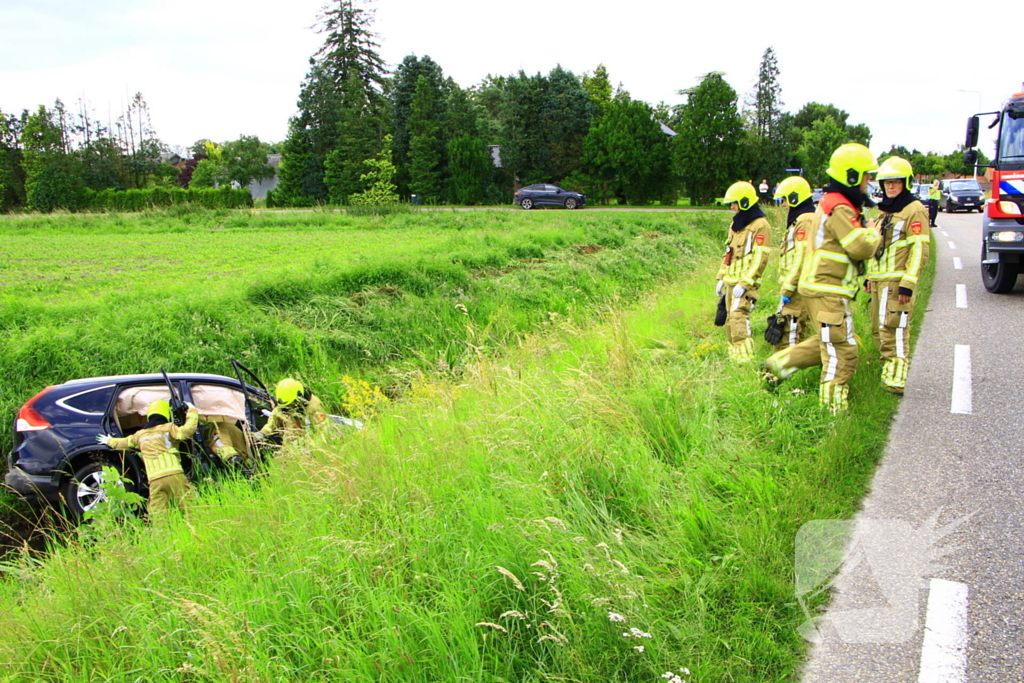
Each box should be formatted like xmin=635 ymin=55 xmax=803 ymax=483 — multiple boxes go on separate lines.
xmin=633 ymin=645 xmax=644 ymax=653
xmin=607 ymin=611 xmax=626 ymax=622
xmin=623 ymin=627 xmax=652 ymax=639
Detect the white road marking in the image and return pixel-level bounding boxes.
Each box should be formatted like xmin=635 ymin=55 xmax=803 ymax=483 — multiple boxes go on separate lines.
xmin=956 ymin=285 xmax=968 ymax=309
xmin=948 ymin=241 xmax=957 ymax=250
xmin=953 ymin=257 xmax=962 ymax=270
xmin=951 ymin=345 xmax=972 ymax=415
xmin=942 ymin=230 xmax=950 ymax=237
xmin=917 ymin=578 xmax=970 ymax=683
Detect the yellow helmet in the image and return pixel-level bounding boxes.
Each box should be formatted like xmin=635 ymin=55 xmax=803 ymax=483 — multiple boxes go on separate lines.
xmin=874 ymin=156 xmax=914 ymax=191
xmin=147 ymin=399 xmax=172 ymax=421
xmin=825 ymin=143 xmax=878 ymax=187
xmin=274 ymin=378 xmax=305 ymax=406
xmin=774 ymin=176 xmax=812 ymax=207
xmin=719 ymin=181 xmax=759 ymax=210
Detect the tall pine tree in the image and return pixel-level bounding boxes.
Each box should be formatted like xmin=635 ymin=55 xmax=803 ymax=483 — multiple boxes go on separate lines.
xmin=674 ymin=73 xmax=744 ymax=206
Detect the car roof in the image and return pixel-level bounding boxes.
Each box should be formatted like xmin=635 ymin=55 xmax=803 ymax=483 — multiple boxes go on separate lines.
xmin=60 ymin=372 xmax=240 ymax=387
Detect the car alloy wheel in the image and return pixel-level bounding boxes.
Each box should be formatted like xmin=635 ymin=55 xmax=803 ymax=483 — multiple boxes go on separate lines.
xmin=564 ymin=197 xmax=577 ymax=210
xmin=520 ymin=198 xmax=533 ymax=210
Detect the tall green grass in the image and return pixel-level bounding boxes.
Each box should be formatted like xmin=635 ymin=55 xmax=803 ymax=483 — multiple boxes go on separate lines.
xmin=0 ymin=205 xmax=934 ymax=681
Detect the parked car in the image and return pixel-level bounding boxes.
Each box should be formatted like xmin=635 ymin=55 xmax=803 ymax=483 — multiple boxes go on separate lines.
xmin=867 ymin=180 xmax=883 ymax=202
xmin=4 ymin=362 xmax=355 ymax=517
xmin=939 ymin=178 xmax=985 ymax=213
xmin=912 ymin=183 xmax=929 ymax=202
xmin=513 ymin=184 xmax=586 ymax=210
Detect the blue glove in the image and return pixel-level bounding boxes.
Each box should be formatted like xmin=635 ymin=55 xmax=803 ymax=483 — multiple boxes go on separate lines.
xmin=781 ymin=295 xmax=791 ymax=306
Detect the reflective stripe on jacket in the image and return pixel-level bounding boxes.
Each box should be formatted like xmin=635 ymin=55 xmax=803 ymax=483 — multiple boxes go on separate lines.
xmin=716 ymin=216 xmax=772 ymax=287
xmin=779 ymin=212 xmax=815 ymax=295
xmin=798 ymin=194 xmax=879 ymax=299
xmin=866 ymin=200 xmax=931 ymax=293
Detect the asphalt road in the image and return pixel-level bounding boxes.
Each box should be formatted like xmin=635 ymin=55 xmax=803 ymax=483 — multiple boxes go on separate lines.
xmin=801 ymin=209 xmax=1024 ymax=682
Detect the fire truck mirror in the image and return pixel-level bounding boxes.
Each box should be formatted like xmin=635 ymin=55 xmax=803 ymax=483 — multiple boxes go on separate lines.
xmin=966 ymin=116 xmax=980 ymax=149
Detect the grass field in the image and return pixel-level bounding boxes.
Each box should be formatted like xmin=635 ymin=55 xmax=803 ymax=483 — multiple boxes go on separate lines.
xmin=0 ymin=206 xmax=931 ymax=682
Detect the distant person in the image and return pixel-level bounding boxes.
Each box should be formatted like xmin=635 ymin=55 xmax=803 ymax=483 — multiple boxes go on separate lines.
xmin=927 ymin=180 xmax=941 ymax=227
xmin=764 ymin=143 xmax=880 ymax=412
xmin=255 ymin=378 xmax=328 ymax=443
xmin=715 ymin=181 xmax=772 ymax=363
xmin=766 ymin=176 xmax=815 ymax=353
xmin=865 ymin=156 xmax=930 ymax=395
xmin=97 ymin=399 xmax=199 ymax=514
xmin=758 ymin=178 xmax=770 ymax=204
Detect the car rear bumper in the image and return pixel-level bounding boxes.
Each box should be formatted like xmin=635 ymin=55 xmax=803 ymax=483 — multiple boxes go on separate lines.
xmin=4 ymin=466 xmax=59 ymax=500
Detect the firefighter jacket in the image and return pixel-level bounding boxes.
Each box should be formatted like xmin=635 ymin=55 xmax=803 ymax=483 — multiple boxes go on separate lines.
xmin=779 ymin=211 xmax=816 ymax=296
xmin=259 ymin=394 xmax=328 ymax=439
xmin=106 ymin=408 xmax=199 ymax=482
xmin=866 ymin=200 xmax=931 ymax=294
xmin=798 ymin=194 xmax=880 ymax=299
xmin=716 ymin=216 xmax=772 ymax=288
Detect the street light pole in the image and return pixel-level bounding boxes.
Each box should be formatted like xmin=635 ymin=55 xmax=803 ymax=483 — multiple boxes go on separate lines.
xmin=958 ymin=90 xmax=983 ymax=180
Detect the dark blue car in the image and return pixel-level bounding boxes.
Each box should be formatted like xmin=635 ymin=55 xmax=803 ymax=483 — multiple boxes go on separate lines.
xmin=5 ymin=365 xmax=276 ymax=516
xmin=514 ymin=184 xmax=586 ymax=210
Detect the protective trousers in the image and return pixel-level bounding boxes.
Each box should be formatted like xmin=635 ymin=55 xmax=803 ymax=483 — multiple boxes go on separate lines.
xmin=148 ymin=472 xmax=192 ymax=515
xmin=868 ymin=281 xmax=915 ymax=394
xmin=765 ymin=295 xmax=859 ymax=412
xmin=725 ymin=287 xmax=758 ymax=362
xmin=772 ymin=293 xmax=808 ymax=354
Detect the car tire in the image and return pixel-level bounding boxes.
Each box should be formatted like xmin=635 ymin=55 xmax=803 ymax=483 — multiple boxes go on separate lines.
xmin=946 ymin=200 xmax=954 ymax=213
xmin=62 ymin=459 xmax=137 ymax=518
xmin=520 ymin=198 xmax=533 ymax=210
xmin=564 ymin=197 xmax=577 ymax=210
xmin=981 ymin=244 xmax=1019 ymax=293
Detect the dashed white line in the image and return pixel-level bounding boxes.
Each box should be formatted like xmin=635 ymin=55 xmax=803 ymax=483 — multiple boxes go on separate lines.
xmin=953 ymin=257 xmax=962 ymax=270
xmin=956 ymin=285 xmax=968 ymax=309
xmin=917 ymin=578 xmax=970 ymax=683
xmin=941 ymin=230 xmax=950 ymax=237
xmin=951 ymin=345 xmax=972 ymax=415
xmin=948 ymin=241 xmax=957 ymax=250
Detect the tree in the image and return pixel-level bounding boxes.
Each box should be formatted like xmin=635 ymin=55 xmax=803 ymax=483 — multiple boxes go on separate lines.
xmin=350 ymin=135 xmax=398 ymax=205
xmin=115 ymin=93 xmax=165 ymax=189
xmin=799 ymin=116 xmax=847 ymax=187
xmin=499 ymin=71 xmax=550 ymax=185
xmin=276 ymin=0 xmax=386 ymax=206
xmin=447 ymin=134 xmax=490 ymax=205
xmin=582 ymin=64 xmax=613 ymax=117
xmin=674 ymin=73 xmax=744 ymax=206
xmin=581 ymin=97 xmax=672 ymax=205
xmin=407 ymin=75 xmax=444 ymax=201
xmin=221 ymin=135 xmax=274 ymax=188
xmin=542 ymin=65 xmax=594 ymax=182
xmin=0 ymin=109 xmax=28 ymax=212
xmin=21 ymin=102 xmax=81 ymax=212
xmin=324 ymin=74 xmax=385 ymax=204
xmin=390 ymin=55 xmax=446 ymax=197
xmin=743 ymin=47 xmax=787 ymax=184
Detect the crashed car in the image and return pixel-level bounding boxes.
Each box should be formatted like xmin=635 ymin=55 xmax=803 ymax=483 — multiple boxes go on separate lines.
xmin=5 ymin=362 xmax=355 ymax=517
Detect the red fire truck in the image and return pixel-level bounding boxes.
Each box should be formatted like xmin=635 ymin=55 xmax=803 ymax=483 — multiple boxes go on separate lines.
xmin=965 ymin=89 xmax=1024 ymax=293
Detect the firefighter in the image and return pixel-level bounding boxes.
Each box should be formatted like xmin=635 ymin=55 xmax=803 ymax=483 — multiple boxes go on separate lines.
xmin=764 ymin=143 xmax=880 ymax=412
xmin=96 ymin=399 xmax=199 ymax=514
xmin=715 ymin=181 xmax=772 ymax=363
xmin=769 ymin=176 xmax=816 ymax=352
xmin=201 ymin=414 xmax=251 ymax=468
xmin=866 ymin=156 xmax=930 ymax=395
xmin=927 ymin=180 xmax=941 ymax=227
xmin=255 ymin=378 xmax=328 ymax=443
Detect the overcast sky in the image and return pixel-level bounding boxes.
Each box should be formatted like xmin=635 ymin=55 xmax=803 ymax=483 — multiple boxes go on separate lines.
xmin=1 ymin=0 xmax=1018 ymax=161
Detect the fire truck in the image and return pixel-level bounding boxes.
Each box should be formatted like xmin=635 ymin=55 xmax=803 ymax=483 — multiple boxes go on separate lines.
xmin=964 ymin=90 xmax=1024 ymax=293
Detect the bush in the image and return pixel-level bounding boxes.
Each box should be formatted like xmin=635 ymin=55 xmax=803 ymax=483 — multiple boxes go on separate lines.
xmin=80 ymin=187 xmax=253 ymax=212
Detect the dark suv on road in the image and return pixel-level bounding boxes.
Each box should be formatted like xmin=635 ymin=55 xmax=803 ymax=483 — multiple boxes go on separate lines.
xmin=5 ymin=365 xmax=277 ymax=517
xmin=940 ymin=178 xmax=985 ymax=213
xmin=513 ymin=184 xmax=586 ymax=210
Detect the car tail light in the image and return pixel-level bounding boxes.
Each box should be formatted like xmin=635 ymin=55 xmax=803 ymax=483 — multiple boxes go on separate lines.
xmin=16 ymin=386 xmax=53 ymax=432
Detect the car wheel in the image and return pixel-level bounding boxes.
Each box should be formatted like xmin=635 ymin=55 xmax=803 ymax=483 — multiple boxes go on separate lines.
xmin=981 ymin=243 xmax=1019 ymax=293
xmin=946 ymin=200 xmax=953 ymax=213
xmin=62 ymin=459 xmax=136 ymax=518
xmin=520 ymin=198 xmax=533 ymax=210
xmin=564 ymin=197 xmax=577 ymax=210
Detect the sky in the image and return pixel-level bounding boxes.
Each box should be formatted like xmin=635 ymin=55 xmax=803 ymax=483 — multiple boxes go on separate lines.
xmin=1 ymin=0 xmax=1019 ymax=161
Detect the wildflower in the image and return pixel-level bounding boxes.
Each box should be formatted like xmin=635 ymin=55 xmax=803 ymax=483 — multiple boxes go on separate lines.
xmin=607 ymin=611 xmax=626 ymax=623
xmin=622 ymin=627 xmax=652 ymax=639
xmin=633 ymin=645 xmax=645 ymax=653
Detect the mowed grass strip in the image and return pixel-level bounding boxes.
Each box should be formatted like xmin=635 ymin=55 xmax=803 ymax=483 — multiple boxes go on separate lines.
xmin=0 ymin=207 xmax=934 ymax=681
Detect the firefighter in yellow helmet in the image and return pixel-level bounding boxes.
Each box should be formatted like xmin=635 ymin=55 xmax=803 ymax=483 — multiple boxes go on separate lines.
xmin=865 ymin=156 xmax=930 ymax=395
xmin=256 ymin=378 xmax=328 ymax=442
xmin=764 ymin=143 xmax=880 ymax=412
xmin=714 ymin=181 xmax=772 ymax=363
xmin=767 ymin=176 xmax=815 ymax=352
xmin=96 ymin=399 xmax=199 ymax=514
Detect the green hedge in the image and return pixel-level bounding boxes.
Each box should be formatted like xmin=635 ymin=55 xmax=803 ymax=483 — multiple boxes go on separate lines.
xmin=81 ymin=186 xmax=253 ymax=212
